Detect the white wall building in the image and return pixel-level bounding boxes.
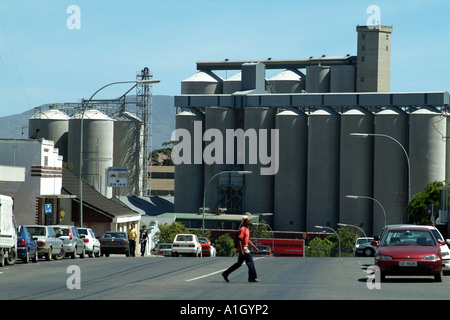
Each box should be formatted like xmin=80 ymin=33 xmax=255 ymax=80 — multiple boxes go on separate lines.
xmin=0 ymin=138 xmax=66 ymax=225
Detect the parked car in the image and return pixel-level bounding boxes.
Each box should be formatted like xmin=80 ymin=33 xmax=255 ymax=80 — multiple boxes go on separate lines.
xmin=374 ymin=226 xmax=444 ymax=282
xmin=16 ymin=225 xmax=38 ymax=263
xmin=375 ymin=224 xmax=450 ymax=274
xmin=77 ymin=227 xmax=101 ymax=257
xmin=251 ymin=245 xmax=272 ymax=256
xmin=198 ymin=237 xmax=216 ymax=257
xmin=51 ymin=225 xmax=85 ymax=259
xmin=157 ymin=243 xmax=172 ymax=256
xmin=172 ymin=234 xmax=202 ymax=257
xmin=99 ymin=231 xmax=130 ymax=257
xmin=353 ymin=237 xmax=376 ymax=257
xmin=25 ymin=225 xmax=65 ymax=261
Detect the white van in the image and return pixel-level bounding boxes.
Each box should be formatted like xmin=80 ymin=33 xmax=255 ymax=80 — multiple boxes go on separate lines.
xmin=0 ymin=195 xmax=17 ymax=266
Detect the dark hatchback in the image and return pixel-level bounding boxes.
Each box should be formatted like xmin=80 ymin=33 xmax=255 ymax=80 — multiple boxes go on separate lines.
xmin=99 ymin=231 xmax=130 ymax=257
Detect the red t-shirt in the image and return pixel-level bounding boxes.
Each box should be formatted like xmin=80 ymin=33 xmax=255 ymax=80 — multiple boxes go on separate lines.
xmin=237 ymin=226 xmax=250 ymax=254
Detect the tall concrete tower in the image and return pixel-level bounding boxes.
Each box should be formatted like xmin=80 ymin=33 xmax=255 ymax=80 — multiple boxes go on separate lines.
xmin=356 ymin=25 xmax=393 ymax=92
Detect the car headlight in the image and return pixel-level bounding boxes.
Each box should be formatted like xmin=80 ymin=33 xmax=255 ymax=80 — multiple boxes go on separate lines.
xmin=376 ymin=255 xmax=393 ymax=261
xmin=423 ymin=255 xmax=440 ymax=261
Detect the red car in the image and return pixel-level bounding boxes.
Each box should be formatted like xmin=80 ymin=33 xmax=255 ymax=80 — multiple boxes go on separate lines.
xmin=374 ymin=226 xmax=444 ymax=282
xmin=198 ymin=237 xmax=216 ymax=257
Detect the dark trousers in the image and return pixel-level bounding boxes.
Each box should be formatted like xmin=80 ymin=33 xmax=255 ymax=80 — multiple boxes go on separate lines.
xmin=129 ymin=240 xmax=136 ymax=256
xmin=223 ymin=253 xmax=257 ymax=280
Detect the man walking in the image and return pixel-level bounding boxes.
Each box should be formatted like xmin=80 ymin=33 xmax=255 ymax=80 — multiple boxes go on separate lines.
xmin=222 ymin=216 xmax=259 ymax=282
xmin=128 ymin=224 xmax=137 ymax=257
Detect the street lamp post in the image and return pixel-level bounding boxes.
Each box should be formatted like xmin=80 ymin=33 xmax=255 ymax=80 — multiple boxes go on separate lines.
xmin=201 ymin=170 xmax=252 ymax=235
xmin=346 ymin=194 xmax=387 ymax=228
xmin=315 ymin=225 xmax=341 ymax=257
xmin=337 ymin=222 xmax=367 ymax=238
xmin=350 ymin=132 xmax=411 ymax=203
xmin=79 ymin=79 xmax=160 ymax=227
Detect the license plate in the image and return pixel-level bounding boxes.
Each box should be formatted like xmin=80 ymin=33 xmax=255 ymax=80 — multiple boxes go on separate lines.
xmin=109 ymin=241 xmax=116 ymax=245
xmin=399 ymin=261 xmax=417 ymax=267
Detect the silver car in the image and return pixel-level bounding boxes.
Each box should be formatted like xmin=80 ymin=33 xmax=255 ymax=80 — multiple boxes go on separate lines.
xmin=51 ymin=225 xmax=85 ymax=259
xmin=25 ymin=225 xmax=65 ymax=261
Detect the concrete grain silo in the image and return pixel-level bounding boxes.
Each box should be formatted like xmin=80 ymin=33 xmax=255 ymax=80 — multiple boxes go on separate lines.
xmin=112 ymin=111 xmax=143 ymax=197
xmin=409 ymin=107 xmax=446 ymax=196
xmin=306 ymin=66 xmax=330 ymax=93
xmin=330 ymin=65 xmax=356 ymax=92
xmin=267 ymin=69 xmax=306 ymax=93
xmin=29 ymin=108 xmax=69 ymax=161
xmin=373 ymin=107 xmax=408 ymax=234
xmin=306 ymin=107 xmax=340 ymax=231
xmin=274 ymin=108 xmax=308 ymax=231
xmin=339 ymin=107 xmax=374 ymax=233
xmin=243 ymin=107 xmax=276 ymax=224
xmin=68 ymin=108 xmax=114 ymax=198
xmin=223 ymin=72 xmax=242 ymax=94
xmin=181 ymin=70 xmax=223 ymax=94
xmin=203 ymin=107 xmax=237 ymax=211
xmin=173 ymin=108 xmax=205 ymax=214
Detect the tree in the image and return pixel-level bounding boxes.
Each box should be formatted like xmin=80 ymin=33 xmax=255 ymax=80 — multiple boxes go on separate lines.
xmin=153 ymin=222 xmax=188 ymax=245
xmin=408 ymin=181 xmax=444 ymax=225
xmin=214 ymin=234 xmax=235 ymax=257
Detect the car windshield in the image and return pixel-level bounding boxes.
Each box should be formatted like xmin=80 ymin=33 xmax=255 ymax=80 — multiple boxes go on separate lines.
xmin=27 ymin=227 xmax=45 ymax=236
xmin=78 ymin=229 xmax=88 ymax=236
xmin=176 ymin=235 xmax=193 ymax=242
xmin=356 ymin=238 xmax=373 ymax=245
xmin=103 ymin=232 xmax=126 ymax=238
xmin=198 ymin=238 xmax=207 ymax=244
xmin=159 ymin=244 xmax=172 ymax=249
xmin=53 ymin=227 xmax=69 ymax=236
xmin=381 ymin=229 xmax=436 ymax=246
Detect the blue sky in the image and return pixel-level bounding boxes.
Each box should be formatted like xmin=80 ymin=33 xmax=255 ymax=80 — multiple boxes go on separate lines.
xmin=1 ymin=0 xmax=449 ymax=117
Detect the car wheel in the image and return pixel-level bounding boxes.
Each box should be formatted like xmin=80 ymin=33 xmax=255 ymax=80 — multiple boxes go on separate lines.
xmin=435 ymin=272 xmax=443 ymax=282
xmin=95 ymin=247 xmax=101 ymax=257
xmin=6 ymin=248 xmax=17 ymax=265
xmin=46 ymin=247 xmax=52 ymax=261
xmin=71 ymin=248 xmax=77 ymax=259
xmin=80 ymin=247 xmax=85 ymax=259
xmin=22 ymin=250 xmax=29 ymax=264
xmin=363 ymin=248 xmax=374 ymax=257
xmin=54 ymin=247 xmax=65 ymax=260
xmin=32 ymin=249 xmax=38 ymax=263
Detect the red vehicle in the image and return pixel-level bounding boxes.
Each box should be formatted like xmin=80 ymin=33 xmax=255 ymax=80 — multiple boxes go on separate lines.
xmin=374 ymin=226 xmax=444 ymax=282
xmin=251 ymin=238 xmax=304 ymax=256
xmin=198 ymin=237 xmax=216 ymax=257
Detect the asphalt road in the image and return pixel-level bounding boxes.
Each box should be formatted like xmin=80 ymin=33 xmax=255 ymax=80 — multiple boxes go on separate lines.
xmin=2 ymin=255 xmax=450 ymax=303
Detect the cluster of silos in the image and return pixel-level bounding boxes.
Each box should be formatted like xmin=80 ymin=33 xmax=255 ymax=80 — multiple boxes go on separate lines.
xmin=182 ymin=68 xmax=308 ymax=95
xmin=305 ymin=65 xmax=356 ymax=93
xmin=29 ymin=107 xmax=146 ymax=199
xmin=174 ymin=104 xmax=448 ymax=235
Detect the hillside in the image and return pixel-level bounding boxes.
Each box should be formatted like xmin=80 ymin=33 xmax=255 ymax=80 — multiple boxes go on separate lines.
xmin=0 ymin=95 xmax=175 ymax=150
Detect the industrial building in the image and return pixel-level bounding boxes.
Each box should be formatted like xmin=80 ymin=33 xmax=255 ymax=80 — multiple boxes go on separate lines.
xmin=173 ymin=25 xmax=450 ymax=236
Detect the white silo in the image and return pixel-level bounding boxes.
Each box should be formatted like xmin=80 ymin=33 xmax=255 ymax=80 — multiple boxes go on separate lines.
xmin=409 ymin=107 xmax=446 ymax=196
xmin=68 ymin=108 xmax=114 ymax=198
xmin=203 ymin=107 xmax=237 ymax=211
xmin=339 ymin=107 xmax=374 ymax=234
xmin=330 ymin=65 xmax=356 ymax=92
xmin=267 ymin=69 xmax=306 ymax=93
xmin=29 ymin=108 xmax=70 ymax=161
xmin=373 ymin=107 xmax=408 ymax=234
xmin=181 ymin=70 xmax=223 ymax=94
xmin=306 ymin=107 xmax=340 ymax=231
xmin=173 ymin=108 xmax=205 ymax=214
xmin=243 ymin=107 xmax=276 ymax=225
xmin=112 ymin=111 xmax=143 ymax=197
xmin=223 ymin=72 xmax=242 ymax=94
xmin=306 ymin=66 xmax=330 ymax=93
xmin=274 ymin=108 xmax=308 ymax=231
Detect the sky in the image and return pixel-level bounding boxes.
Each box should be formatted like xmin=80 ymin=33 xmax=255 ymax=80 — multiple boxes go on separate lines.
xmin=1 ymin=0 xmax=450 ymax=117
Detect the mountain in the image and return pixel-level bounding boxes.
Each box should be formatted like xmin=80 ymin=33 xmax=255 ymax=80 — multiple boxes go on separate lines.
xmin=0 ymin=95 xmax=176 ymax=150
